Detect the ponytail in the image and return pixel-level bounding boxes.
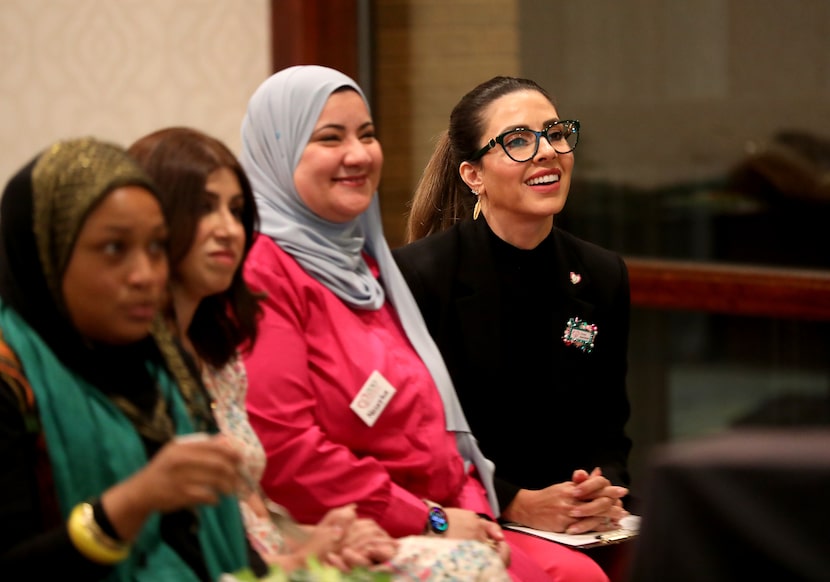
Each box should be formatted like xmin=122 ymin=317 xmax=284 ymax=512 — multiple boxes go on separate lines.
xmin=405 ymin=131 xmax=473 ymax=242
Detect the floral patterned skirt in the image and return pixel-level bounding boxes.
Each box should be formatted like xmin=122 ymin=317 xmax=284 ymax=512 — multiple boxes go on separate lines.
xmin=386 ymin=536 xmax=510 ymax=581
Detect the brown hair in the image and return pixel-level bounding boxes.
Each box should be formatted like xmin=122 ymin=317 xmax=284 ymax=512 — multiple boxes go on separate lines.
xmin=406 ymin=76 xmax=553 ymax=242
xmin=128 ymin=127 xmax=262 ymax=368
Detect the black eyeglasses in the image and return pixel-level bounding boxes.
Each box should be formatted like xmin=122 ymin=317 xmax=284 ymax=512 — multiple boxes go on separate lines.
xmin=467 ymin=120 xmax=580 ymax=163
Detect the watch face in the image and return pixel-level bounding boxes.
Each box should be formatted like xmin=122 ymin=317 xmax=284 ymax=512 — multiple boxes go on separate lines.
xmin=428 ymin=506 xmax=449 ymax=534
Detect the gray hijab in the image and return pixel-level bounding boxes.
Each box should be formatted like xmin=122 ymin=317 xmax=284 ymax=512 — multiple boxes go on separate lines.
xmin=240 ymin=65 xmax=498 ymax=514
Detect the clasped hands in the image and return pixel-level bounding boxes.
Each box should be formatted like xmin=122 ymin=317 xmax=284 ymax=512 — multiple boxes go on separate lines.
xmin=501 ymin=467 xmax=629 ymax=535
xmin=278 ymin=504 xmax=398 ymax=572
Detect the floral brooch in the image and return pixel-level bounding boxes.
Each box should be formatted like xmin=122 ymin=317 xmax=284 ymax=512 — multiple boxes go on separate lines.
xmin=562 ymin=317 xmax=598 ymax=353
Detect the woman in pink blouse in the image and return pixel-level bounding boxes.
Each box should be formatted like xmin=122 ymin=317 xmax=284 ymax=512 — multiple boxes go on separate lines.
xmin=239 ymin=65 xmax=608 ymax=582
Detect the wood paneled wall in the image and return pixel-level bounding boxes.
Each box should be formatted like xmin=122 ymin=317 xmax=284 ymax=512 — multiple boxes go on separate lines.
xmin=271 ymin=0 xmax=359 ymax=79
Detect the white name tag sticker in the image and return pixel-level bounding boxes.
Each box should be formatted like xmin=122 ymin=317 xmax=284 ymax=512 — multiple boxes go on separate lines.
xmin=350 ymin=370 xmax=397 ymax=427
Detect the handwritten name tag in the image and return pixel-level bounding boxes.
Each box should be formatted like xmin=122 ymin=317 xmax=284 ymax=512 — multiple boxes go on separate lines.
xmin=350 ymin=370 xmax=397 ymax=427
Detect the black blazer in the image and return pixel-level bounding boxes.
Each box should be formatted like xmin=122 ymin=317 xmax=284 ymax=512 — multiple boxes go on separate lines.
xmin=394 ymin=218 xmax=632 ymax=509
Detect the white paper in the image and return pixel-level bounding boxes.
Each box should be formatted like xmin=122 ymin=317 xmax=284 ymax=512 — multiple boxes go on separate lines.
xmin=503 ymin=515 xmax=641 ymax=548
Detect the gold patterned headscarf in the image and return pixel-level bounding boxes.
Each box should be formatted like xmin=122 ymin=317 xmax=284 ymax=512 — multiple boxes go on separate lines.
xmin=30 ymin=137 xmax=158 ymax=307
xmin=22 ymin=137 xmax=214 ymax=438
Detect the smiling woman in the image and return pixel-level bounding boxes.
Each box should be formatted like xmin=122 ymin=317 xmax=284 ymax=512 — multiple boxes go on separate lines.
xmin=128 ymin=127 xmax=261 ymax=371
xmin=394 ymin=75 xmax=634 ymax=580
xmin=293 ymin=89 xmax=383 ymax=223
xmin=129 ymin=127 xmax=296 ymax=566
xmin=456 ymin=89 xmax=575 ymax=248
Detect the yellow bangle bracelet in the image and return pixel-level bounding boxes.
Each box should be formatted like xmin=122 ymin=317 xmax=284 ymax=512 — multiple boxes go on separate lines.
xmin=67 ymin=502 xmax=130 ymax=565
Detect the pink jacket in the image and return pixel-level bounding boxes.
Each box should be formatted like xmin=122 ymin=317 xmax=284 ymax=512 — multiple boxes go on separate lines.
xmin=243 ymin=235 xmax=475 ymax=537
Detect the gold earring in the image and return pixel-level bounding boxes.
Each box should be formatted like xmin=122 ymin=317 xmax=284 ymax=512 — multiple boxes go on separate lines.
xmin=472 ymin=190 xmax=481 ymax=220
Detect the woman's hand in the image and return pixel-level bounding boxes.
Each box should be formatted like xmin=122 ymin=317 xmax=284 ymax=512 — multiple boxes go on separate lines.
xmin=281 ymin=506 xmax=354 ymax=570
xmin=567 ymin=468 xmax=629 ymax=533
xmin=101 ymin=434 xmax=243 ymax=540
xmin=283 ymin=505 xmax=398 ymax=571
xmin=442 ymin=508 xmax=509 ymax=564
xmin=479 ymin=517 xmax=511 ymax=565
xmin=138 ymin=434 xmax=244 ymax=509
xmin=331 ymin=514 xmax=398 ymax=569
xmin=500 ymin=468 xmax=628 ymax=534
xmin=443 ymin=507 xmax=490 ymax=541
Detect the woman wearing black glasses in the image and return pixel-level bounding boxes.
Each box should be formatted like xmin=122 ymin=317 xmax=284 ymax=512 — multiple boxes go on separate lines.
xmin=394 ymin=76 xmax=633 ymax=579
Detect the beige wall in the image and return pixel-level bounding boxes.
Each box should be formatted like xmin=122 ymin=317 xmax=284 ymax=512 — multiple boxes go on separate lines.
xmin=0 ymin=0 xmax=269 ymax=184
xmin=374 ymin=0 xmax=521 ymax=247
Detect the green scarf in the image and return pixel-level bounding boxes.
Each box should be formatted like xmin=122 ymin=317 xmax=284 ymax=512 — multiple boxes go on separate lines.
xmin=0 ymin=300 xmax=248 ymax=581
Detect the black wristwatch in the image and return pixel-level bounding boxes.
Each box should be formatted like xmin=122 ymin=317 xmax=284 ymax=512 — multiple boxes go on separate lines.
xmin=423 ymin=500 xmax=449 ymax=535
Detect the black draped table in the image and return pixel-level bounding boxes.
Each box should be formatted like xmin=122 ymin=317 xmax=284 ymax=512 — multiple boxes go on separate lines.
xmin=628 ymin=429 xmax=830 ymax=582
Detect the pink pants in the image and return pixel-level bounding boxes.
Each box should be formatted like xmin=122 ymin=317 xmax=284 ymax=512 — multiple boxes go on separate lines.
xmin=505 ymin=529 xmax=608 ymax=582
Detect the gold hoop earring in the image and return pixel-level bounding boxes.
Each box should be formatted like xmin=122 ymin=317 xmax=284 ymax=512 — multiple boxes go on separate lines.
xmin=472 ymin=190 xmax=481 ymax=220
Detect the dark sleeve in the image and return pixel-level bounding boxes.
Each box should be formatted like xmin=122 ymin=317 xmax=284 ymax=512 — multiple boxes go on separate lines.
xmin=494 ymin=476 xmax=521 ymax=515
xmin=393 ymin=246 xmax=421 ymax=297
xmin=393 ymin=242 xmax=445 ymax=338
xmin=0 ymin=379 xmax=111 ymax=579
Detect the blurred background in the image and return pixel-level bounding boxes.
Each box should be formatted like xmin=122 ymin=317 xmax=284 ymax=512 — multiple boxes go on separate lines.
xmin=2 ymin=0 xmax=828 ymax=493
